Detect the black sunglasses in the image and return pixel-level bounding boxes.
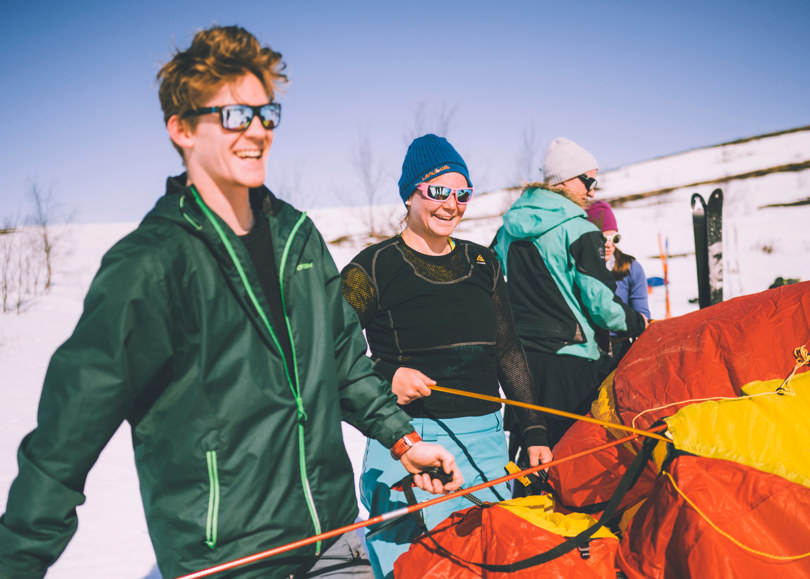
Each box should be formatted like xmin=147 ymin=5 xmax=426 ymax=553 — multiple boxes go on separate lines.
xmin=577 ymin=174 xmax=598 ymax=192
xmin=183 ymin=103 xmax=281 ymax=131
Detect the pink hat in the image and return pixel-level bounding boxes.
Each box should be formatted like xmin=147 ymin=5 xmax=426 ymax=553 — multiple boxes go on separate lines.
xmin=585 ymin=200 xmax=617 ymax=231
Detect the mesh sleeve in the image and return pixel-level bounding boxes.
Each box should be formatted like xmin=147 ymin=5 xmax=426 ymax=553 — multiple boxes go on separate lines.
xmin=340 ymin=262 xmax=378 ymax=329
xmin=492 ymin=266 xmax=549 ymax=448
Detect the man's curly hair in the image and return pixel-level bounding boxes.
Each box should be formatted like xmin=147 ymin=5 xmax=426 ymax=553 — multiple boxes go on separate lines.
xmin=156 ymin=25 xmax=288 ymax=155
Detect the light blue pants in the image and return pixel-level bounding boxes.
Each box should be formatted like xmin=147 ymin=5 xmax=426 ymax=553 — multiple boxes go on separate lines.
xmin=359 ymin=412 xmax=510 ymax=579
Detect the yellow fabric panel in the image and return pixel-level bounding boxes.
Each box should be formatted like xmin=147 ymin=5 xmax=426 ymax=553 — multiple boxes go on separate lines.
xmin=591 ymin=370 xmax=617 ymax=423
xmin=498 ymin=496 xmax=618 ymax=540
xmin=665 ymin=371 xmax=810 ymax=488
xmin=651 ymin=440 xmax=669 ymax=472
xmin=618 ymin=498 xmax=647 ymax=535
xmin=591 ymin=371 xmax=630 ymax=442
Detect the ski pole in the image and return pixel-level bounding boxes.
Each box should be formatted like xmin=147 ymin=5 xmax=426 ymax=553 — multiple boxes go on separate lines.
xmin=175 ymin=425 xmax=666 ymax=579
xmin=658 ymin=233 xmax=671 ymax=319
xmin=429 ymin=385 xmax=671 ymax=442
xmin=665 ymin=236 xmax=671 ymax=318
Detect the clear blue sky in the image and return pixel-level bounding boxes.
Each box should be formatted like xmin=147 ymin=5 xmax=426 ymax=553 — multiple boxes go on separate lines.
xmin=2 ymin=0 xmax=808 ymax=223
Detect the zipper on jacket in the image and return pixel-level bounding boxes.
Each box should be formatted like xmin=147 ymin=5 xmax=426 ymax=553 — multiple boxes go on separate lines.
xmin=278 ymin=213 xmax=323 ymax=552
xmin=189 ymin=187 xmax=323 ymax=554
xmin=205 ymin=450 xmax=220 ymax=549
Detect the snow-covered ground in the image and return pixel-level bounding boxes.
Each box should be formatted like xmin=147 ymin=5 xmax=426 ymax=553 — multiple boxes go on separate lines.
xmin=1 ymin=129 xmax=808 ymax=577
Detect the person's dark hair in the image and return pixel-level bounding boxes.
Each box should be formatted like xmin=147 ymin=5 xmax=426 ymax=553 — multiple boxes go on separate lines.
xmin=612 ymin=247 xmax=636 ymax=281
xmin=156 ymin=25 xmax=288 ymax=155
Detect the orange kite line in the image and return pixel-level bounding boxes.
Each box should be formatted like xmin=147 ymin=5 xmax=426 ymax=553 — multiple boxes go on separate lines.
xmin=175 ymin=425 xmax=666 ymax=579
xmin=430 ymin=384 xmax=670 ymax=442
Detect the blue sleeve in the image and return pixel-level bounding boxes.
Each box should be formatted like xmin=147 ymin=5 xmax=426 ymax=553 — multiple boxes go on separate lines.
xmin=627 ymin=260 xmax=651 ymax=319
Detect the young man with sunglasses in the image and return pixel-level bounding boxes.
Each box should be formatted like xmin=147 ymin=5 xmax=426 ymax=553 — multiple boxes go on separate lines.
xmin=0 ymin=25 xmax=462 ymax=579
xmin=494 ymin=136 xmax=648 ymax=452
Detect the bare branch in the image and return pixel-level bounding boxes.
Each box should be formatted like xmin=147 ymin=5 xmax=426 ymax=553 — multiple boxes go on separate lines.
xmin=28 ymin=183 xmax=56 ymax=290
xmin=505 ymin=123 xmax=541 ymax=211
xmin=0 ymin=225 xmax=41 ymax=314
xmin=513 ymin=122 xmax=539 ymax=187
xmin=351 ymin=133 xmax=389 ymax=238
xmin=268 ymin=158 xmax=313 ymax=209
xmin=1 ymin=182 xmax=74 ymax=313
xmin=433 ymin=102 xmax=458 ymax=138
xmin=404 ymin=101 xmax=459 ymax=144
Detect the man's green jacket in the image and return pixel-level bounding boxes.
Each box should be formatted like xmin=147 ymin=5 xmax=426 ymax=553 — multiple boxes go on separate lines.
xmin=0 ymin=175 xmax=413 ymax=578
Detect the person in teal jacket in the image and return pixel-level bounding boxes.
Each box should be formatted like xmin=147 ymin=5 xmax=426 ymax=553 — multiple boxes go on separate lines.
xmin=494 ymin=137 xmax=648 ymax=451
xmin=0 ymin=25 xmax=461 ymax=579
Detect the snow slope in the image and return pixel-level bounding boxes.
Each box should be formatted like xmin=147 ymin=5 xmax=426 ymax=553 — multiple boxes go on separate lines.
xmin=1 ymin=128 xmax=808 ymax=577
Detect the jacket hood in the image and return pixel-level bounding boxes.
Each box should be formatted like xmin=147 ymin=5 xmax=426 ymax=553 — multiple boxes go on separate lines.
xmin=502 ymin=187 xmax=585 ymax=239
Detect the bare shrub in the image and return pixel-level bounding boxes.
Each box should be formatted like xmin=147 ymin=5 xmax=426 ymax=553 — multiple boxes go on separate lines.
xmin=0 ymin=226 xmax=42 ymax=313
xmin=0 ymin=228 xmax=14 ymax=313
xmin=28 ymin=182 xmax=72 ymax=291
xmin=351 ymin=132 xmax=390 ymax=239
xmin=0 ymin=182 xmax=72 ymax=314
xmin=404 ymin=101 xmax=458 ymax=144
xmin=269 ymin=158 xmax=313 ymax=209
xmin=513 ymin=122 xmax=540 ymax=186
xmin=507 ymin=123 xmax=540 ymax=210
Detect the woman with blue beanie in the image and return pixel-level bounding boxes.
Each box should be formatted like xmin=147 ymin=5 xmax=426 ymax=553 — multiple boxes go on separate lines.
xmin=341 ymin=134 xmax=552 ymax=578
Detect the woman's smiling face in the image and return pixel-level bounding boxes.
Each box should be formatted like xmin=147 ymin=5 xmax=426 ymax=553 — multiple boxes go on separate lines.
xmin=405 ymin=172 xmax=468 ymax=242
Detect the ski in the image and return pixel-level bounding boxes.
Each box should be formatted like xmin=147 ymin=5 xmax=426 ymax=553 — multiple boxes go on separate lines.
xmin=706 ymin=188 xmax=724 ymax=305
xmin=691 ymin=193 xmax=710 ymax=308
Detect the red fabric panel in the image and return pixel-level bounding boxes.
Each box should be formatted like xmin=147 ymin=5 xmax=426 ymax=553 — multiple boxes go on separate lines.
xmin=549 ymin=284 xmax=810 ymax=514
xmin=394 ymin=504 xmax=618 ymax=578
xmin=617 ymin=455 xmax=810 ymax=578
xmin=394 ymin=507 xmax=484 ymax=579
xmin=548 ymin=419 xmax=656 ymax=515
xmin=613 ymin=281 xmax=810 ymax=430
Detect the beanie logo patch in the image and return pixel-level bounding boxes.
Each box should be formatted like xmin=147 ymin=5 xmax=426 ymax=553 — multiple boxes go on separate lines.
xmin=422 ymin=165 xmax=450 ymax=182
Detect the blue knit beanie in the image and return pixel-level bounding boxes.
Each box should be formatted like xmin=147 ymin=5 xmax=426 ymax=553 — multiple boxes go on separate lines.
xmin=397 ymin=134 xmax=472 ymax=204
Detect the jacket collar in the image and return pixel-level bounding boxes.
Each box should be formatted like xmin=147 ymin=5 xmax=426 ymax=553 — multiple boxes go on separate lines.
xmin=164 ymin=173 xmax=284 ymax=216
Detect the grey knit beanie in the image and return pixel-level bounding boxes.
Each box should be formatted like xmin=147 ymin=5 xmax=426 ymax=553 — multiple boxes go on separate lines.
xmin=541 ymin=137 xmax=599 ymax=185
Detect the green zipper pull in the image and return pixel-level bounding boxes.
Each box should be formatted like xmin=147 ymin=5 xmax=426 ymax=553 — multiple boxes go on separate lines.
xmin=296 ymin=397 xmax=308 ymax=424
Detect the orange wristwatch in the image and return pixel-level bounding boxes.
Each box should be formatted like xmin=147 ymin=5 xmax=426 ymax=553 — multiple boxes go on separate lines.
xmin=389 ymin=431 xmax=422 ymax=460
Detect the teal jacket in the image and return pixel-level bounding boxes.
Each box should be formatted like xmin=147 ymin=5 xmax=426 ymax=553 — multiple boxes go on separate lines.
xmin=494 ymin=187 xmax=645 ymax=361
xmin=0 ymin=176 xmax=413 ymax=578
